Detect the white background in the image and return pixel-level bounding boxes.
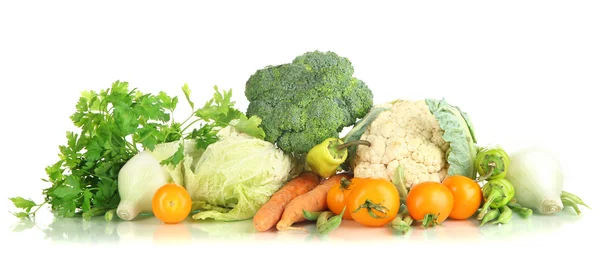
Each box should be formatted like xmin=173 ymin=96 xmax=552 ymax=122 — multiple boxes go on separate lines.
xmin=1 ymin=0 xmax=599 ymax=260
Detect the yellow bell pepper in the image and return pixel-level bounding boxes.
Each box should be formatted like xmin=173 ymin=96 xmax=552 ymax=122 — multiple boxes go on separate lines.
xmin=306 ymin=138 xmax=371 ymax=178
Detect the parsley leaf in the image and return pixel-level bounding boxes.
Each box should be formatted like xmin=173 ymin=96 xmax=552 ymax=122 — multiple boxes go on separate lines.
xmin=10 ymin=197 xmax=37 ymax=212
xmin=231 ymin=115 xmax=266 ymax=139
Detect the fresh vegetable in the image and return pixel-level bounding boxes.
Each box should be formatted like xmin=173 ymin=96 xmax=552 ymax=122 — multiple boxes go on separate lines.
xmin=186 ymin=126 xmax=305 ymax=222
xmin=326 ymin=177 xmax=364 ymax=220
xmin=316 ymin=208 xmax=345 ymax=235
xmin=491 ymin=205 xmax=513 ymax=225
xmin=406 ymin=181 xmax=454 ymax=228
xmin=391 ymin=206 xmax=413 ymax=235
xmin=276 ymin=173 xmax=351 ymax=231
xmin=346 ymin=98 xmax=478 ymax=191
xmin=507 ymin=199 xmax=533 ymax=218
xmin=475 ymin=145 xmax=510 ymax=181
xmin=505 ymin=147 xmax=589 ymax=215
xmin=245 ymin=50 xmax=374 ymax=156
xmin=115 ymin=150 xmax=174 ymax=221
xmin=253 ymin=172 xmax=321 ymax=232
xmin=480 ymin=208 xmax=500 ymax=226
xmin=9 ymin=81 xmax=263 ymax=219
xmin=347 ymin=178 xmax=400 ymax=227
xmin=561 ymin=191 xmax=590 ymax=215
xmin=152 ymin=183 xmax=192 ymax=224
xmin=302 ymin=210 xmax=323 ymax=221
xmin=307 ymin=138 xmax=371 ymax=178
xmin=561 ymin=191 xmax=590 ymax=209
xmin=477 ymin=178 xmax=515 ymax=220
xmin=442 ymin=175 xmax=483 ymax=220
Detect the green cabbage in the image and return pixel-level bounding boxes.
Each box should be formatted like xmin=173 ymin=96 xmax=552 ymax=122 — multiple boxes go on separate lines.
xmin=425 ymin=98 xmax=478 ymax=179
xmin=182 ymin=126 xmax=304 ymax=221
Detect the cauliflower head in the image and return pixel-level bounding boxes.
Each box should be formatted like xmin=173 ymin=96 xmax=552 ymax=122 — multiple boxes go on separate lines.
xmin=351 ymin=100 xmax=451 ymax=189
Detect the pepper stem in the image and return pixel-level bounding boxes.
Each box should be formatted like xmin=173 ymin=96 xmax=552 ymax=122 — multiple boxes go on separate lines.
xmin=421 ymin=213 xmax=439 ymax=228
xmin=561 ymin=190 xmax=591 ymax=209
xmin=477 ymin=162 xmax=496 ymax=181
xmin=336 ymin=140 xmax=371 ymax=150
xmin=353 ymin=199 xmax=389 ymax=219
xmin=477 ymin=189 xmax=501 ymax=220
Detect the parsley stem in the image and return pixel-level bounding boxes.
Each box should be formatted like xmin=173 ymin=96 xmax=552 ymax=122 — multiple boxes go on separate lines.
xmin=180 ymin=113 xmax=196 ymax=127
xmin=181 ymin=118 xmax=202 ymax=133
xmin=31 ymin=201 xmax=47 ymax=217
xmin=131 ymin=136 xmax=138 ymax=152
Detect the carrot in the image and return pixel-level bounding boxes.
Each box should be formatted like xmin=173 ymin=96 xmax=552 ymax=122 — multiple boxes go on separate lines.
xmin=253 ymin=172 xmax=321 ymax=232
xmin=276 ymin=173 xmax=352 ymax=232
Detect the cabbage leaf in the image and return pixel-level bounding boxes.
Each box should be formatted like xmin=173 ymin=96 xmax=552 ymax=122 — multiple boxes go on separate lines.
xmin=183 ymin=126 xmax=304 ymax=221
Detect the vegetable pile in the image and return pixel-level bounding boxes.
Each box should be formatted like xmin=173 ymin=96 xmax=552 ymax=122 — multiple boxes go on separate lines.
xmin=9 ymin=50 xmax=591 ymax=238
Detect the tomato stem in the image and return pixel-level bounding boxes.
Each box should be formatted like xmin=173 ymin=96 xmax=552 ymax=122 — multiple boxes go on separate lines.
xmin=340 ymin=177 xmax=352 ymax=190
xmin=353 ymin=199 xmax=389 ymax=219
xmin=421 ymin=213 xmax=439 ymax=228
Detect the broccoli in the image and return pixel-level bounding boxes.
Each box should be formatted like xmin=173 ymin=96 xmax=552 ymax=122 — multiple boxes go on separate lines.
xmin=245 ymin=50 xmax=374 ymax=155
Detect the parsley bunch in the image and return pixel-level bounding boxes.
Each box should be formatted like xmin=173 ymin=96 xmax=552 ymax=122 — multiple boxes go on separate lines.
xmin=10 ymin=80 xmax=259 ymax=220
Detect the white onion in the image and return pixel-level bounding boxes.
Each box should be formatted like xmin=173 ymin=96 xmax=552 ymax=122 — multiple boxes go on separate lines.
xmin=505 ymin=146 xmax=564 ymax=215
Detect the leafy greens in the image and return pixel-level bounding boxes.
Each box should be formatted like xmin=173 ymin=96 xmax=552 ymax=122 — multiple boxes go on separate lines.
xmin=10 ymin=80 xmax=264 ymax=220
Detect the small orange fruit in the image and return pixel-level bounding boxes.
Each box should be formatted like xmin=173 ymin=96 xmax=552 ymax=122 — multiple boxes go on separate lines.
xmin=152 ymin=183 xmax=192 ymax=224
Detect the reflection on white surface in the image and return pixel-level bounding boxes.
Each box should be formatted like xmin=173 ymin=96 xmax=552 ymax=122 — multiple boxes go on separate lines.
xmin=6 ymin=208 xmax=592 ymax=245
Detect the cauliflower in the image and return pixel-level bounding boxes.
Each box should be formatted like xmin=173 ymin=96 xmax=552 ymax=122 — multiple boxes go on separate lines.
xmin=345 ymin=99 xmax=478 ymax=190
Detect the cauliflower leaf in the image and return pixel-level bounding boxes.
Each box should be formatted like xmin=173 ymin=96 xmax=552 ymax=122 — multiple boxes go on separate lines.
xmin=425 ymin=98 xmax=478 ymax=179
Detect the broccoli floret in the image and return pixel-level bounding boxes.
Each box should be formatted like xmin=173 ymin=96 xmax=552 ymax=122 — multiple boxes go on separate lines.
xmin=245 ymin=50 xmax=374 ymax=155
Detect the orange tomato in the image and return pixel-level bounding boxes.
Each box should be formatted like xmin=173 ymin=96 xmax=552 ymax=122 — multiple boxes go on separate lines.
xmin=327 ymin=177 xmax=364 ymax=220
xmin=346 ymin=178 xmax=400 ymax=227
xmin=152 ymin=183 xmax=192 ymax=224
xmin=442 ymin=176 xmax=483 ymax=220
xmin=406 ymin=181 xmax=454 ymax=227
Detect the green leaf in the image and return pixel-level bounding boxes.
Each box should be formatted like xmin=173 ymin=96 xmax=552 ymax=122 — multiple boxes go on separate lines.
xmin=113 ymin=105 xmax=138 ymax=135
xmin=232 ymin=115 xmax=266 ymax=140
xmin=12 ymin=212 xmax=31 ymax=219
xmin=82 ymin=190 xmax=93 ymax=212
xmin=159 ymin=91 xmax=178 ymax=111
xmin=84 ymin=138 xmax=103 ymax=161
xmin=58 ymin=201 xmax=77 ymax=218
xmin=135 ymin=93 xmax=171 ymax=122
xmin=195 ymin=86 xmax=244 ymax=126
xmin=52 ymin=175 xmax=82 ymax=199
xmin=75 ymin=97 xmax=88 ymax=112
xmin=182 ymin=83 xmax=194 ymax=109
xmin=160 ymin=142 xmax=185 ymax=166
xmin=81 ymin=90 xmax=101 ymax=111
xmin=52 ymin=186 xmax=79 ymax=199
xmin=426 ymin=98 xmax=478 ymax=179
xmin=45 ymin=160 xmax=65 ymax=182
xmin=136 ymin=124 xmax=163 ymax=151
xmin=66 ymin=132 xmax=78 ymax=151
xmin=189 ymin=124 xmax=219 ymax=149
xmin=111 ymin=80 xmax=129 ymax=95
xmin=10 ymin=197 xmax=37 ymax=212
